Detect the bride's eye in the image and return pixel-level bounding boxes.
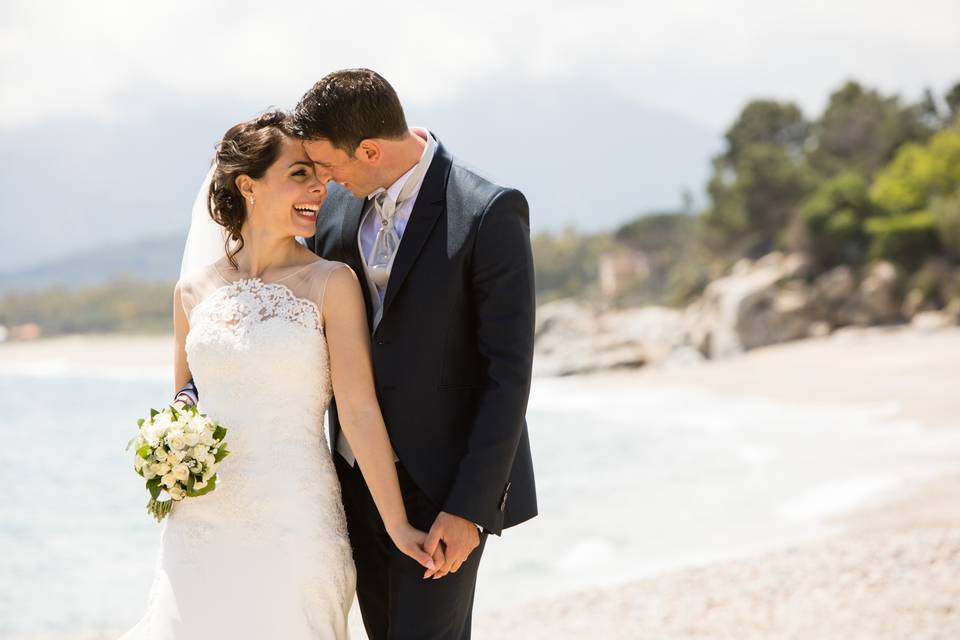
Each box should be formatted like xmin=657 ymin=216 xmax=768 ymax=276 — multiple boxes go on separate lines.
xmin=292 ymin=169 xmax=307 ymax=178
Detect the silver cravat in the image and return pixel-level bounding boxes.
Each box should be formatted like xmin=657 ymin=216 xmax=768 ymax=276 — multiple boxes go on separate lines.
xmin=363 ymin=133 xmax=437 ymax=294
xmin=366 ymin=191 xmax=400 ymax=290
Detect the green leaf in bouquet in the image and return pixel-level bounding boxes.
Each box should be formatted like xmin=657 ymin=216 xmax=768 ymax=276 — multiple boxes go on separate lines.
xmin=213 ymin=425 xmax=227 ymax=441
xmin=214 ymin=444 xmax=230 ymax=463
xmin=149 ymin=408 xmax=159 ymax=419
xmin=187 ymin=475 xmax=217 ymax=497
xmin=136 ymin=418 xmax=145 ymax=428
xmin=136 ymin=444 xmax=152 ymax=460
xmin=170 ymin=405 xmax=179 ymax=421
xmin=146 ymin=476 xmax=162 ymax=501
xmin=185 ymin=474 xmax=195 ymax=493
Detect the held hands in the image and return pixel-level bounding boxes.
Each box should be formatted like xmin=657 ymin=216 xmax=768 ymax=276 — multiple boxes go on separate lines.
xmin=423 ymin=511 xmax=480 ymax=579
xmin=387 ymin=522 xmax=437 ymax=573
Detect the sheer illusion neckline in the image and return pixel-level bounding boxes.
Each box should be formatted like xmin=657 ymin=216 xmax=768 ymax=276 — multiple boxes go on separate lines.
xmin=211 ymin=258 xmax=319 ymax=286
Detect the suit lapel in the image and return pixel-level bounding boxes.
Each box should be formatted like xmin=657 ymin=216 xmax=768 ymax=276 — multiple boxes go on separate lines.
xmin=380 ymin=141 xmax=451 ymax=319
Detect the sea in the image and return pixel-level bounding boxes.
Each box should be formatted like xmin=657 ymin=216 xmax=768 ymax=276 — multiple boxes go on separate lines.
xmin=2 ymin=364 xmax=960 ymax=639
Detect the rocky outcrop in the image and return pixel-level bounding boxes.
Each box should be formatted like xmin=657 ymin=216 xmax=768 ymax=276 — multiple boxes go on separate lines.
xmin=682 ymin=252 xmax=816 ymax=359
xmin=533 ymin=252 xmax=956 ymax=376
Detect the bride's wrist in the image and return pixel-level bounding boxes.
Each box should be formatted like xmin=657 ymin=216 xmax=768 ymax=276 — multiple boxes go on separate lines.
xmin=384 ymin=517 xmax=407 ymax=538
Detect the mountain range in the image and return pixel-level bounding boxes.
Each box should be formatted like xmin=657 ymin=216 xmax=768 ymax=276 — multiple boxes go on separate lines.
xmin=2 ymin=76 xmax=720 ymax=286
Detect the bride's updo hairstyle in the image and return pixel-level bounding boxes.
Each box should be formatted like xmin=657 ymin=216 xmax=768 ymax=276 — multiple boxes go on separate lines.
xmin=208 ymin=111 xmax=292 ymax=268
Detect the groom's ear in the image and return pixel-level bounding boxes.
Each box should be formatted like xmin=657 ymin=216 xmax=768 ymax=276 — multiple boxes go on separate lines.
xmin=356 ymin=140 xmax=382 ymax=165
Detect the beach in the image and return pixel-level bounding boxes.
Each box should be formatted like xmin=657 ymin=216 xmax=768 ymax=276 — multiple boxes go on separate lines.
xmin=2 ymin=326 xmax=959 ymax=639
xmin=477 ymin=326 xmax=960 ymax=639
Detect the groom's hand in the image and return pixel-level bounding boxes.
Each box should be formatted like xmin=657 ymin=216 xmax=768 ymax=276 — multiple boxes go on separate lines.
xmin=423 ymin=511 xmax=480 ymax=579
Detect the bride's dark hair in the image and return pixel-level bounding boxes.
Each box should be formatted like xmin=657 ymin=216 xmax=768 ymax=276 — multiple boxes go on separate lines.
xmin=208 ymin=111 xmax=292 ymax=268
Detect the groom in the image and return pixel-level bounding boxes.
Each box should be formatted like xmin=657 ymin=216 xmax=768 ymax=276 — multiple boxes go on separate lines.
xmin=293 ymin=69 xmax=537 ymax=639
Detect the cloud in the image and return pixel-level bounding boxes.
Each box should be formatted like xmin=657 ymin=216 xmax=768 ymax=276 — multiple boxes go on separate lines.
xmin=2 ymin=0 xmax=958 ymax=130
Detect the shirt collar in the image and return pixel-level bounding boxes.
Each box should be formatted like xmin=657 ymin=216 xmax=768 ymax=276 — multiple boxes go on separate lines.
xmin=367 ymin=127 xmax=436 ymax=204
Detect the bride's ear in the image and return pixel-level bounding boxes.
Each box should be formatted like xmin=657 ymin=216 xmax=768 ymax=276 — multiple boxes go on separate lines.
xmin=235 ymin=175 xmax=255 ymax=201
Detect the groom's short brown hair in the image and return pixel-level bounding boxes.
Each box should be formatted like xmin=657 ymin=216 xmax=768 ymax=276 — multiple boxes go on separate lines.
xmin=290 ymin=68 xmax=408 ymax=154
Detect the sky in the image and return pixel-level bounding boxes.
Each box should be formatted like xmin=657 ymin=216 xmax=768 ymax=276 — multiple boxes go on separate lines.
xmin=1 ymin=0 xmax=959 ymax=270
xmin=3 ymin=0 xmax=958 ymax=130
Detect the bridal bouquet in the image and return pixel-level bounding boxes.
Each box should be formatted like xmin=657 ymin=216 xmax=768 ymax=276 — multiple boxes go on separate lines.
xmin=127 ymin=404 xmax=230 ymax=522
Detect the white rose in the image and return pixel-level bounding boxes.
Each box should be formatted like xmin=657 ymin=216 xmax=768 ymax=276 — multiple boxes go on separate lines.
xmin=168 ymin=485 xmax=186 ymax=501
xmin=142 ymin=466 xmax=157 ymax=480
xmin=200 ymin=430 xmax=215 ymax=445
xmin=134 ymin=456 xmax=145 ymax=471
xmin=191 ymin=444 xmax=208 ymax=460
xmin=184 ymin=431 xmax=199 ymax=447
xmin=193 ymin=479 xmax=208 ymax=491
xmin=172 ymin=463 xmax=190 ymax=482
xmin=152 ymin=414 xmax=173 ymax=433
xmin=152 ymin=462 xmax=171 ymax=476
xmin=143 ymin=424 xmax=161 ymax=448
xmin=153 ymin=448 xmax=168 ymax=463
xmin=167 ymin=430 xmax=186 ymax=451
xmin=205 ymin=453 xmax=217 ymax=468
xmin=161 ymin=473 xmax=177 ymax=488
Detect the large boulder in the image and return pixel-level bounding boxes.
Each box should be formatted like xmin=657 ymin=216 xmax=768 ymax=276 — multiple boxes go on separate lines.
xmin=857 ymin=261 xmax=901 ymax=324
xmin=599 ymin=306 xmax=687 ymax=362
xmin=682 ymin=252 xmax=816 ymax=358
xmin=534 ymin=300 xmax=649 ymax=376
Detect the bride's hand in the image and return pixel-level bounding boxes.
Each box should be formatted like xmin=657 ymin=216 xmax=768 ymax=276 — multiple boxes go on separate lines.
xmin=388 ymin=522 xmax=436 ymax=572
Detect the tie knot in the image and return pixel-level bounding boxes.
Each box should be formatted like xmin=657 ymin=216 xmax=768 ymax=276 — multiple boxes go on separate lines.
xmin=375 ymin=190 xmax=396 ymax=221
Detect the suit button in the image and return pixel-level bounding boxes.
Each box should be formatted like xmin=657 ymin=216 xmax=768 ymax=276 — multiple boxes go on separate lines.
xmin=376 ymin=338 xmax=389 ymax=346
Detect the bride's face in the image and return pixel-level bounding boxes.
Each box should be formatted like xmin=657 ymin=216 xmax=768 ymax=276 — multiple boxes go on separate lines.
xmin=246 ymin=138 xmax=325 ymax=238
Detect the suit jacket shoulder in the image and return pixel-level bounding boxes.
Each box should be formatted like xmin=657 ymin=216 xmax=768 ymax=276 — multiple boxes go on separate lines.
xmin=446 ymin=160 xmax=521 ymax=219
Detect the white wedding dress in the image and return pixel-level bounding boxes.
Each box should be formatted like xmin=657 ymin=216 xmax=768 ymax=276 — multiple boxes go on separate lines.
xmin=121 ymin=257 xmax=356 ymax=640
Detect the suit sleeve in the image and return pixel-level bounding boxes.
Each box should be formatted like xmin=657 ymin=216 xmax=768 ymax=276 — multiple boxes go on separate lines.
xmin=442 ymin=188 xmax=536 ymax=534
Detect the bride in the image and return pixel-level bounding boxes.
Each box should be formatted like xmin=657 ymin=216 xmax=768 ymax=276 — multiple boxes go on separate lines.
xmin=121 ymin=111 xmax=435 ymax=639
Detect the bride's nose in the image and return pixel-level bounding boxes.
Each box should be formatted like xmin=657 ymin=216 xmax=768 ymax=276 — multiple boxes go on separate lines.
xmin=309 ymin=175 xmax=327 ymax=199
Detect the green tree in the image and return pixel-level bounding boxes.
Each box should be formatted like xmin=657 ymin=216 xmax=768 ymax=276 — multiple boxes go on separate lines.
xmin=721 ymin=100 xmax=808 ymax=165
xmin=945 ymin=82 xmax=960 ymax=121
xmin=799 ymin=170 xmax=874 ymax=269
xmin=809 ymin=81 xmax=935 ymax=179
xmin=931 ymin=193 xmax=960 ymax=259
xmin=703 ymin=100 xmax=813 ymax=256
xmin=862 ymin=127 xmax=960 ymax=269
xmin=531 ymin=229 xmax=613 ymax=301
xmin=870 ymin=128 xmax=960 ymax=214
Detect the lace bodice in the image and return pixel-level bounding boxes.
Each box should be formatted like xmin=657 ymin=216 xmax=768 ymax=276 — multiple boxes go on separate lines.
xmin=179 ymin=258 xmax=345 ymax=457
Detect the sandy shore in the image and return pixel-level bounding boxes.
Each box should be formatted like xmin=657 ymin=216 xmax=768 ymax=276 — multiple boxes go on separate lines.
xmin=475 ymin=472 xmax=960 ymax=639
xmin=5 ymin=326 xmax=960 ymax=639
xmin=474 ymin=325 xmax=960 ymax=639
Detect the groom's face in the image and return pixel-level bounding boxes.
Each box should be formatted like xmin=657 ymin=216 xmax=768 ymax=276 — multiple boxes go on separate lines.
xmin=303 ymin=139 xmax=377 ymax=198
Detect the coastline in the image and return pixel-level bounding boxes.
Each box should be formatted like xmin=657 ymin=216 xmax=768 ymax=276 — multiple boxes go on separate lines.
xmin=476 ymin=325 xmax=960 ymax=638
xmin=4 ymin=326 xmax=960 ymax=638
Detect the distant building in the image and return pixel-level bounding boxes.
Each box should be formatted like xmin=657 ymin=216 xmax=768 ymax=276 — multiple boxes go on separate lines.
xmin=599 ymin=252 xmax=650 ymax=297
xmin=11 ymin=323 xmax=42 ymax=341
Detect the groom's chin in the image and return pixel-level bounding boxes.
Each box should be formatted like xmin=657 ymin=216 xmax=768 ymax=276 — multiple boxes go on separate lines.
xmin=341 ymin=182 xmax=366 ymax=198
